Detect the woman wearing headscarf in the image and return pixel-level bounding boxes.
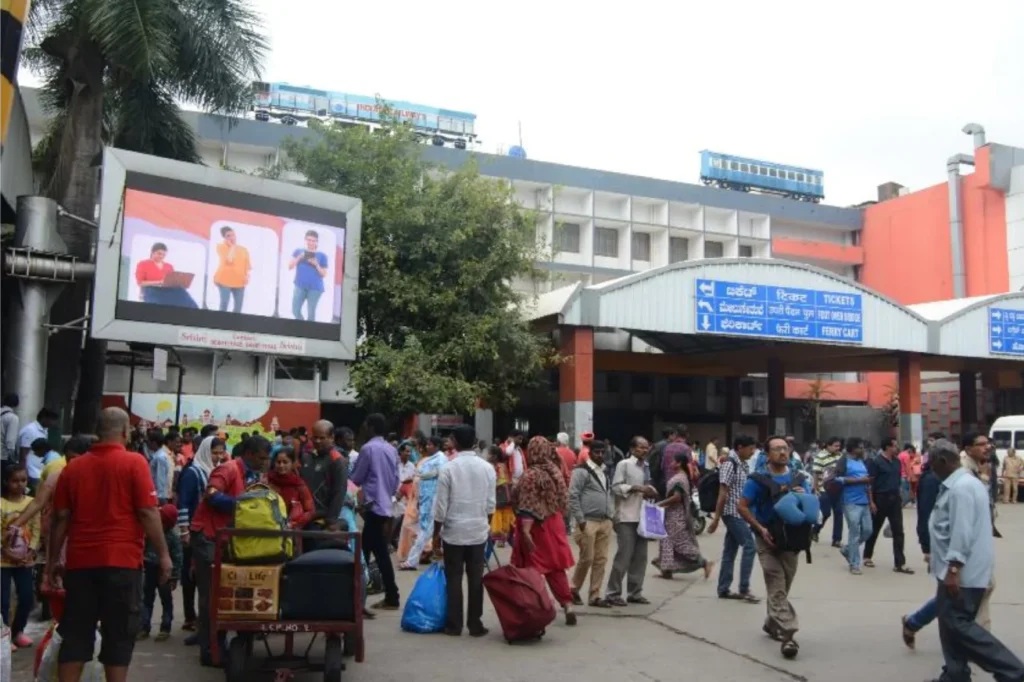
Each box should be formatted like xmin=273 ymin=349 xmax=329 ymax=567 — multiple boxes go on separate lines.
xmin=175 ymin=436 xmax=226 ymax=636
xmin=511 ymin=436 xmax=578 ymax=626
xmin=653 ymin=444 xmax=715 ymax=580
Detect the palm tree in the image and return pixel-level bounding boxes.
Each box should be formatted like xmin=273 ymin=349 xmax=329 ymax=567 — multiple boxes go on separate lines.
xmin=25 ymin=0 xmax=267 ymax=431
xmin=800 ymin=377 xmax=836 ymax=441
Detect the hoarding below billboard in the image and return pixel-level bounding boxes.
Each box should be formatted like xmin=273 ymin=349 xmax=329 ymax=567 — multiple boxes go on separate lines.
xmin=92 ymin=148 xmax=361 ymax=360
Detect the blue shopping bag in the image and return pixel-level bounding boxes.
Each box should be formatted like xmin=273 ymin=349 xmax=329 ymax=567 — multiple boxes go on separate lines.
xmin=400 ymin=562 xmax=447 ymax=633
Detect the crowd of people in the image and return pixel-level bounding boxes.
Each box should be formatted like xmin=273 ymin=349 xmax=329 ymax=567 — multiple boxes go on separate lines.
xmin=1 ymin=404 xmax=1023 ymax=682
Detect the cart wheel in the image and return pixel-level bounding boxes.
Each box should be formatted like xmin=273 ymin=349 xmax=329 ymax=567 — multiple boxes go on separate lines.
xmin=324 ymin=635 xmax=343 ymax=682
xmin=225 ymin=635 xmax=249 ymax=682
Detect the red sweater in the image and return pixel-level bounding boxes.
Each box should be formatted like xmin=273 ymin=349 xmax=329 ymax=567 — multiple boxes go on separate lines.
xmin=268 ymin=471 xmax=315 ymax=528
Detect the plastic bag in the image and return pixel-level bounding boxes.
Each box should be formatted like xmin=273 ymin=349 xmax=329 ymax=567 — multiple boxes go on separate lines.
xmin=36 ymin=625 xmax=104 ymax=682
xmin=400 ymin=562 xmax=447 ymax=633
xmin=638 ymin=502 xmax=667 ymax=539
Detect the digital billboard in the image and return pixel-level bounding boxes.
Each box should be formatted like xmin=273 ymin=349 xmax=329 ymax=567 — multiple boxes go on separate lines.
xmin=92 ymin=148 xmax=361 ymax=360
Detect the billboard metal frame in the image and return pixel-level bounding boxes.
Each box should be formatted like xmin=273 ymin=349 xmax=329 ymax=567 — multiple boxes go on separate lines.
xmin=91 ymin=147 xmax=362 ymax=360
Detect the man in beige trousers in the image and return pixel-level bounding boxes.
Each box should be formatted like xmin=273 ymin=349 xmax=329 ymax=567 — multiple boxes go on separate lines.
xmin=568 ymin=440 xmax=615 ymax=607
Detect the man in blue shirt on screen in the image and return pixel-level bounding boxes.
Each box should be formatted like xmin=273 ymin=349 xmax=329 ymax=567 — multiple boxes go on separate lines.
xmin=288 ymin=229 xmax=328 ymax=321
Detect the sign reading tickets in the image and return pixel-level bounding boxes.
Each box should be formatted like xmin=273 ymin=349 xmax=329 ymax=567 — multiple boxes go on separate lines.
xmin=694 ymin=278 xmax=863 ymax=344
xmin=218 ymin=565 xmax=282 ymax=621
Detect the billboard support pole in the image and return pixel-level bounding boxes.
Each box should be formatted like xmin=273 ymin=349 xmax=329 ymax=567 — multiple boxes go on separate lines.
xmin=127 ymin=352 xmax=136 ymax=414
xmin=173 ymin=349 xmax=184 ymax=427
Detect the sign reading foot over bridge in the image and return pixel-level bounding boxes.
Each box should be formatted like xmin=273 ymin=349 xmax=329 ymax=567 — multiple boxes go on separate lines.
xmin=988 ymin=308 xmax=1024 ymax=356
xmin=694 ymin=278 xmax=863 ymax=344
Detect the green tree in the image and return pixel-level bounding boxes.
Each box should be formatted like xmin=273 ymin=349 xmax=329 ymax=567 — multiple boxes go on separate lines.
xmin=26 ymin=0 xmax=267 ymax=431
xmin=283 ymin=117 xmax=553 ymax=416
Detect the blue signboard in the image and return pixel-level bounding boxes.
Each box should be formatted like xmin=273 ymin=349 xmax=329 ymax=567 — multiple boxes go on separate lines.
xmin=694 ymin=278 xmax=863 ymax=344
xmin=988 ymin=308 xmax=1024 ymax=355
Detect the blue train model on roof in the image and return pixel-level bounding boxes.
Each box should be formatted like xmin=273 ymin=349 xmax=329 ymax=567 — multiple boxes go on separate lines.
xmin=699 ymin=151 xmax=824 ymax=203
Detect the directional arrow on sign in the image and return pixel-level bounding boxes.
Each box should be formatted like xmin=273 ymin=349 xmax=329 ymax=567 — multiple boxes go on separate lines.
xmin=698 ymin=300 xmax=714 ymax=313
xmin=701 ymin=314 xmax=711 ymax=331
xmin=993 ymin=311 xmax=1002 ymax=320
xmin=698 ymin=281 xmax=714 ymax=296
xmin=992 ymin=325 xmax=1002 ymax=335
xmin=993 ymin=340 xmax=1003 ymax=349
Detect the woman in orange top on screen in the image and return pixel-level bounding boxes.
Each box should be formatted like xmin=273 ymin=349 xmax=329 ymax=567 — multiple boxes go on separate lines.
xmin=213 ymin=226 xmax=251 ymax=313
xmin=135 ymin=242 xmax=174 ymax=302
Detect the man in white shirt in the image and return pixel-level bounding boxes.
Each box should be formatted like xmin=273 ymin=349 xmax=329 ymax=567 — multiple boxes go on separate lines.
xmin=926 ymin=438 xmax=1024 ymax=681
xmin=18 ymin=407 xmax=57 ymax=462
xmin=705 ymin=436 xmax=720 ymax=471
xmin=433 ymin=424 xmax=496 ymax=637
xmin=336 ymin=427 xmax=359 ymax=470
xmin=605 ymin=436 xmax=658 ymax=607
xmin=1 ymin=394 xmax=20 ymax=463
xmin=503 ymin=430 xmax=526 ymax=482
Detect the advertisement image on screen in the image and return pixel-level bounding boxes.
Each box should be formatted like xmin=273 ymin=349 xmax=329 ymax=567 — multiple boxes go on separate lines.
xmin=116 ymin=188 xmax=346 ymax=341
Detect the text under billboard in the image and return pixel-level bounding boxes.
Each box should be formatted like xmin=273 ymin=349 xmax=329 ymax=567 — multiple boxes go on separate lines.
xmin=988 ymin=308 xmax=1024 ymax=356
xmin=694 ymin=278 xmax=863 ymax=344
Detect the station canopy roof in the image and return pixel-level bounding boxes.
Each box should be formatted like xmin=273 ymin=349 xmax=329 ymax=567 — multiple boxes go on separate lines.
xmin=524 ymin=259 xmax=1024 ymax=375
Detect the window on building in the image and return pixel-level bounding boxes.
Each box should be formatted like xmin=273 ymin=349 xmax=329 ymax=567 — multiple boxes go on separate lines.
xmin=739 ymin=244 xmax=753 ymax=258
xmin=769 ymin=169 xmax=777 ymax=178
xmin=740 ymin=163 xmax=749 ymax=172
xmin=797 ymin=172 xmax=805 ymax=182
xmin=788 ymin=171 xmax=796 ymax=180
xmin=705 ymin=241 xmax=724 ymax=258
xmin=274 ymin=358 xmax=326 ymax=381
xmin=606 ymin=373 xmax=622 ymax=393
xmin=631 ymin=375 xmax=652 ymax=393
xmin=594 ymin=227 xmax=619 ymax=258
xmin=759 ymin=167 xmax=768 ymax=176
xmin=632 ymin=231 xmax=651 ymax=261
xmin=554 ymin=222 xmax=581 ymax=253
xmin=667 ymin=377 xmax=692 ymax=394
xmin=669 ymin=236 xmax=689 ymax=263
xmin=730 ymin=161 xmax=739 ymax=171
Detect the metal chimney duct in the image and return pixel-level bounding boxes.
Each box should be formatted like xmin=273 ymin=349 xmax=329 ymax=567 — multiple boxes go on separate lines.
xmin=962 ymin=123 xmax=987 ymax=150
xmin=947 ymin=153 xmax=975 ymax=299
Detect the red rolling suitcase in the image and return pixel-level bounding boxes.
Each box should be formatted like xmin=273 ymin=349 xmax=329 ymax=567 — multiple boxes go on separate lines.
xmin=482 ymin=565 xmax=556 ymax=643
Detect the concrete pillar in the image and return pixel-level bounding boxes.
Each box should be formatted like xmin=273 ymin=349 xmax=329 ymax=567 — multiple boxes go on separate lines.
xmin=559 ymin=326 xmax=594 ymax=448
xmin=766 ymin=359 xmax=786 ymax=436
xmin=725 ymin=377 xmax=742 ymax=445
xmin=959 ymin=371 xmax=978 ymax=431
xmin=898 ymin=353 xmax=923 ymax=448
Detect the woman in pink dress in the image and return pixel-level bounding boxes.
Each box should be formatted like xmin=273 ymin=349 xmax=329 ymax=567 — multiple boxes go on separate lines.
xmin=511 ymin=436 xmax=577 ymax=626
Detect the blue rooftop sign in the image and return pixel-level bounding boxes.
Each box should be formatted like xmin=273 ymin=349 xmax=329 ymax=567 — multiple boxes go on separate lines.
xmin=988 ymin=308 xmax=1024 ymax=356
xmin=694 ymin=278 xmax=863 ymax=344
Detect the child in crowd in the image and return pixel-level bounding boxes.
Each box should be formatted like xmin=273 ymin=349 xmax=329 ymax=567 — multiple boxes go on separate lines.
xmin=488 ymin=445 xmax=515 ymax=546
xmin=1 ymin=464 xmax=40 ymax=650
xmin=139 ymin=504 xmax=182 ymax=641
xmin=267 ymin=446 xmax=315 ymax=529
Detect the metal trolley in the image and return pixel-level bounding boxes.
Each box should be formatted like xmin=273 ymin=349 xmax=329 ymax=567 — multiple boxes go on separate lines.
xmin=210 ymin=528 xmax=366 ymax=682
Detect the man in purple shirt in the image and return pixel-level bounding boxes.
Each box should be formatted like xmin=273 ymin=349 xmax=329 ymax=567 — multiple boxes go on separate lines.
xmin=350 ymin=413 xmax=401 ymax=609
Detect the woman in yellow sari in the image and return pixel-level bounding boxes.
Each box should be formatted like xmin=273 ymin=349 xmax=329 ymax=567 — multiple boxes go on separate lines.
xmin=488 ymin=445 xmax=515 ymax=545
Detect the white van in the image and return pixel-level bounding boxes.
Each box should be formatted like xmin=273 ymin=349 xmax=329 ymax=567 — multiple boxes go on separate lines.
xmin=988 ymin=416 xmax=1024 ymax=467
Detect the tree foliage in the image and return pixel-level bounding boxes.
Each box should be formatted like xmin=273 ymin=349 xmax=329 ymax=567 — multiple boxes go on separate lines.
xmin=283 ymin=117 xmax=554 ymax=415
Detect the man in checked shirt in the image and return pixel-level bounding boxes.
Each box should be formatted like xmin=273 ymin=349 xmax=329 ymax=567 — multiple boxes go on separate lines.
xmin=707 ymin=435 xmax=761 ymax=603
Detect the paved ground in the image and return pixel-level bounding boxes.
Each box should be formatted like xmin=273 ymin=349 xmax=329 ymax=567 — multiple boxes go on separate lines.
xmin=13 ymin=504 xmax=1024 ymax=682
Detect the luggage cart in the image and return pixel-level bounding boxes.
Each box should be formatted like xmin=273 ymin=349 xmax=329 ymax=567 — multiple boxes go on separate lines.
xmin=211 ymin=528 xmax=365 ymax=682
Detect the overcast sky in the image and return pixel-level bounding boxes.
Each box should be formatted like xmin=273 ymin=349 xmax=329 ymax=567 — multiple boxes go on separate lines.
xmin=28 ymin=0 xmax=1024 ymax=207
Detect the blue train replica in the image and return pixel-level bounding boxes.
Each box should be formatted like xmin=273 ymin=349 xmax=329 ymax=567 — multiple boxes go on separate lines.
xmin=699 ymin=151 xmax=824 ymax=203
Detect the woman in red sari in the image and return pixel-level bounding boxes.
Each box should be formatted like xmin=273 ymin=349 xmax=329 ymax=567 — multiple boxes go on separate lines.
xmin=511 ymin=436 xmax=577 ymax=626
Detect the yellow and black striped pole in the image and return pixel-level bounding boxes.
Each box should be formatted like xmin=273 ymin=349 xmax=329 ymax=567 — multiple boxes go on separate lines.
xmin=1 ymin=0 xmax=30 ymax=147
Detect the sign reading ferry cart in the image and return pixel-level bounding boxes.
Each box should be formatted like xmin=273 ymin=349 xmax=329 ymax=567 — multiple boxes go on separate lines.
xmin=988 ymin=308 xmax=1024 ymax=356
xmin=694 ymin=278 xmax=863 ymax=344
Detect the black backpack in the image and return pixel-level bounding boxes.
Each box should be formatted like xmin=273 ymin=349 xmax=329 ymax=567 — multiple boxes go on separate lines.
xmin=697 ymin=470 xmax=720 ymax=513
xmin=750 ymin=472 xmax=813 ymax=563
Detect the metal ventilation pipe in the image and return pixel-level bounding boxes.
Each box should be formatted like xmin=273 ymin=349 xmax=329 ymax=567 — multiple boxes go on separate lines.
xmin=947 ymin=153 xmax=975 ymax=299
xmin=962 ymin=123 xmax=987 ymax=150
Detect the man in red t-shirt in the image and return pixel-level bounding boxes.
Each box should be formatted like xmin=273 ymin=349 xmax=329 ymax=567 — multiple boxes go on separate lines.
xmin=47 ymin=407 xmax=170 ymax=682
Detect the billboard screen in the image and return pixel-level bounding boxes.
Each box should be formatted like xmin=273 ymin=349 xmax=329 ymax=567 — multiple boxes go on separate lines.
xmin=93 ymin=148 xmax=361 ymax=360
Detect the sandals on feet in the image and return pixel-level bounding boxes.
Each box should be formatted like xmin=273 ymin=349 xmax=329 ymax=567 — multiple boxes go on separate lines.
xmin=863 ymin=559 xmax=876 ymax=568
xmin=901 ymin=616 xmax=916 ymax=650
xmin=894 ymin=566 xmax=915 ymax=575
xmin=589 ymin=598 xmax=612 ymax=608
xmin=781 ymin=639 xmax=799 ymax=659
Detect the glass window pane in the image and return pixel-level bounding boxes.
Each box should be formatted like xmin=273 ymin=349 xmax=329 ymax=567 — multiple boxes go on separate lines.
xmin=554 ymin=222 xmax=581 ymax=253
xmin=759 ymin=167 xmax=768 ymax=176
xmin=797 ymin=172 xmax=805 ymax=182
xmin=740 ymin=163 xmax=749 ymax=172
xmin=669 ymin=237 xmax=689 ymax=263
xmin=632 ymin=232 xmax=651 ymax=261
xmin=1014 ymin=431 xmax=1024 ymax=450
xmin=594 ymin=227 xmax=619 ymax=258
xmin=705 ymin=241 xmax=724 ymax=258
xmin=739 ymin=244 xmax=753 ymax=257
xmin=992 ymin=430 xmax=1011 ymax=448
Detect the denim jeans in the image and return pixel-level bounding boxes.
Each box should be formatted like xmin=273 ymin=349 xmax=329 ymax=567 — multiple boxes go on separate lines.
xmin=292 ymin=287 xmax=323 ymax=321
xmin=906 ymin=596 xmax=936 ymax=631
xmin=717 ymin=515 xmax=756 ymax=596
xmin=842 ymin=503 xmax=873 ymax=569
xmin=1 ymin=566 xmax=34 ymax=635
xmin=816 ymin=490 xmax=844 ymax=543
xmin=216 ymin=284 xmax=244 ymax=313
xmin=141 ymin=562 xmax=174 ymax=633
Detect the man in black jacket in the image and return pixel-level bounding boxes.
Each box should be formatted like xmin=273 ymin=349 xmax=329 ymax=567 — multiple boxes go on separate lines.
xmin=299 ymin=420 xmax=347 ymax=535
